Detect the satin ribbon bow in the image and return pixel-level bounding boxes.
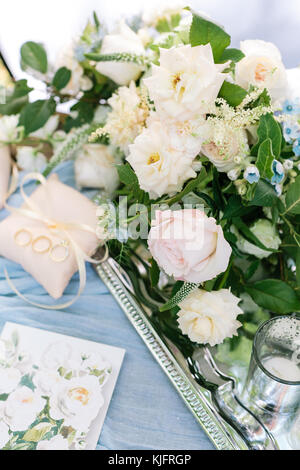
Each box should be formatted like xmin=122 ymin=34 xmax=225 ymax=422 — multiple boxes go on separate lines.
xmin=4 ymin=172 xmax=103 ymax=310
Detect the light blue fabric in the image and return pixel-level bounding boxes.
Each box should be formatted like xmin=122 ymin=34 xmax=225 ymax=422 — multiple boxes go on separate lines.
xmin=0 ymin=162 xmax=214 ymax=450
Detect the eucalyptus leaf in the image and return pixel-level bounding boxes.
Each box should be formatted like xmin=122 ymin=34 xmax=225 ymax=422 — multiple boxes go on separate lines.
xmin=0 ymin=79 xmax=32 ymax=115
xmin=20 ymin=41 xmax=48 ymax=74
xmin=52 ymin=66 xmax=71 ymax=90
xmin=19 ymin=98 xmax=56 ymax=135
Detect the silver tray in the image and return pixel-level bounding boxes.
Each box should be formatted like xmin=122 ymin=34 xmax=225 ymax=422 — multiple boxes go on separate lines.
xmin=95 ymin=258 xmax=291 ymax=451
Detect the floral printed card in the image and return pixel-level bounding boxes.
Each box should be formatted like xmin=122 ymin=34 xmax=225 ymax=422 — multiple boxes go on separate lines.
xmin=0 ymin=322 xmax=125 ymax=450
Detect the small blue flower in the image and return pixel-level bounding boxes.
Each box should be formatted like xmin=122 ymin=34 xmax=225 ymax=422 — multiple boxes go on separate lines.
xmin=293 ymin=138 xmax=300 ymax=157
xmin=271 ymin=160 xmax=285 ymax=184
xmin=74 ymin=43 xmax=90 ymax=62
xmin=283 ymin=121 xmax=300 ymax=144
xmin=282 ymin=99 xmax=300 ymax=115
xmin=244 ymin=166 xmax=260 ymax=184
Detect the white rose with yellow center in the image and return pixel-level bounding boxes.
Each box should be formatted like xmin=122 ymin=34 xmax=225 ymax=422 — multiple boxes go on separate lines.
xmin=177 ymin=289 xmax=243 ymax=347
xmin=49 ymin=376 xmax=104 ymax=432
xmin=144 ymin=44 xmax=228 ymax=120
xmin=74 ymin=143 xmax=119 ymax=194
xmin=4 ymin=387 xmax=45 ymax=432
xmin=96 ymin=21 xmax=145 ymax=86
xmin=236 ymin=40 xmax=287 ymax=102
xmin=127 ymin=120 xmax=197 ymax=198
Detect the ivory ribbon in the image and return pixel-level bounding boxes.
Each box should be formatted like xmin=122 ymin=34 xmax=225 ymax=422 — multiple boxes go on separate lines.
xmin=4 ymin=172 xmax=104 ymax=310
xmin=0 ymin=145 xmax=18 ymax=209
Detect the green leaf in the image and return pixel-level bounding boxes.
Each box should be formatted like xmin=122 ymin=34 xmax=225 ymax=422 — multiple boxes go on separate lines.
xmin=19 ymin=98 xmax=56 ymax=135
xmin=222 ymin=195 xmax=255 ymax=219
xmin=245 ymin=279 xmax=300 ymax=314
xmin=249 ymin=179 xmax=277 ymax=207
xmin=251 ymin=113 xmax=282 ymax=158
xmin=64 ymin=100 xmax=95 ymax=131
xmin=150 ymin=258 xmax=160 ymax=288
xmin=52 ymin=66 xmax=71 ymax=90
xmin=23 ymin=424 xmax=52 ymax=443
xmin=20 ymin=41 xmax=48 ymax=74
xmin=218 ymin=81 xmax=247 ymax=107
xmin=189 ymin=13 xmax=231 ymax=62
xmin=296 ymin=249 xmax=300 ymax=288
xmin=0 ymin=393 xmax=9 ymax=401
xmin=164 ymin=169 xmax=207 ymax=205
xmin=0 ymin=79 xmax=33 ymax=115
xmin=220 ymin=48 xmax=245 ymax=63
xmin=284 ymin=175 xmax=300 ymax=215
xmin=256 ymin=138 xmax=274 ymax=180
xmin=117 ymin=163 xmax=139 ymax=186
xmin=160 ymin=283 xmax=199 ymax=312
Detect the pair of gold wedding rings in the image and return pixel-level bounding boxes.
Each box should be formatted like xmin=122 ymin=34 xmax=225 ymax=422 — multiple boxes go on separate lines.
xmin=14 ymin=228 xmax=70 ymax=263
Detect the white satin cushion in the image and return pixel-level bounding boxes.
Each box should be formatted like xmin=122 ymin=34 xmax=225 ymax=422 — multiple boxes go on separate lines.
xmin=0 ymin=173 xmax=99 ymax=299
xmin=0 ymin=145 xmax=11 ymax=209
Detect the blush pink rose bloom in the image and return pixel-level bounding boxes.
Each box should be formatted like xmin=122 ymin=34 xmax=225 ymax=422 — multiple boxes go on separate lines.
xmin=148 ymin=209 xmax=232 ymax=283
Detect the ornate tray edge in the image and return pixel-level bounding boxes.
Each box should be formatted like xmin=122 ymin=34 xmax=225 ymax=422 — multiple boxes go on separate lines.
xmin=95 ymin=261 xmax=247 ymax=451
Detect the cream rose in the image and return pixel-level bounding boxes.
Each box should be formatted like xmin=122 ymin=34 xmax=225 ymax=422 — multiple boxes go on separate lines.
xmin=144 ymin=44 xmax=228 ymax=120
xmin=235 ymin=40 xmax=287 ymax=101
xmin=148 ymin=209 xmax=232 ymax=283
xmin=74 ymin=144 xmax=119 ymax=193
xmin=201 ymin=126 xmax=250 ymax=173
xmin=16 ymin=146 xmax=47 ymax=172
xmin=96 ymin=21 xmax=145 ymax=86
xmin=177 ymin=288 xmax=243 ymax=346
xmin=127 ymin=120 xmax=197 ymax=198
xmin=236 ymin=219 xmax=281 ymax=259
xmin=142 ymin=1 xmax=184 ymax=27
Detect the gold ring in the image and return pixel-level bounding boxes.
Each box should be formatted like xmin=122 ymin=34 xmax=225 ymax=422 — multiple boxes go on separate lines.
xmin=14 ymin=229 xmax=32 ymax=247
xmin=32 ymin=235 xmax=52 ymax=254
xmin=50 ymin=241 xmax=70 ymax=263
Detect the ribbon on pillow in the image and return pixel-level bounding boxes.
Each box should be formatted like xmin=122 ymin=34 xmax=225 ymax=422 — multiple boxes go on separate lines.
xmin=0 ymin=145 xmax=18 ymax=209
xmin=4 ymin=172 xmax=106 ymax=309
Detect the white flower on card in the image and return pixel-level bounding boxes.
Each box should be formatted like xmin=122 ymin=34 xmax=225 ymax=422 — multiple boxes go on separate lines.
xmin=0 ymin=421 xmax=10 ymax=448
xmin=144 ymin=44 xmax=228 ymax=120
xmin=33 ymin=369 xmax=63 ymax=394
xmin=36 ymin=434 xmax=69 ymax=451
xmin=3 ymin=387 xmax=45 ymax=432
xmin=0 ymin=367 xmax=21 ymax=394
xmin=41 ymin=342 xmax=72 ymax=370
xmin=49 ymin=376 xmax=104 ymax=432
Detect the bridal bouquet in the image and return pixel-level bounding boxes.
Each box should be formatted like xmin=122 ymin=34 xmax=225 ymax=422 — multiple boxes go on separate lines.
xmin=1 ymin=5 xmax=300 ymax=363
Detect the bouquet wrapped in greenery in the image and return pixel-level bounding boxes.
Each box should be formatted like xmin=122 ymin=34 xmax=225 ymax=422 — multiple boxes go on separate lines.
xmin=0 ymin=6 xmax=300 ymax=362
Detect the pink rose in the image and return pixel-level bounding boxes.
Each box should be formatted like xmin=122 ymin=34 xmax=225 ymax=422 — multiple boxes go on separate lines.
xmin=148 ymin=209 xmax=232 ymax=283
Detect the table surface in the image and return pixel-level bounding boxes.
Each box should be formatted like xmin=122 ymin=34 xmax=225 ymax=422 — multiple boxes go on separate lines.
xmin=0 ymin=162 xmax=214 ymax=450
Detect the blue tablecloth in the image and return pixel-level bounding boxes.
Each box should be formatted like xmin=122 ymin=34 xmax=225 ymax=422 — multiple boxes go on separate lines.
xmin=0 ymin=162 xmax=214 ymax=450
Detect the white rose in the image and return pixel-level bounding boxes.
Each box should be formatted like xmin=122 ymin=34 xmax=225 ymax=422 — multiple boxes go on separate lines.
xmin=30 ymin=115 xmax=59 ymax=139
xmin=36 ymin=434 xmax=69 ymax=451
xmin=33 ymin=369 xmax=62 ymax=394
xmin=127 ymin=120 xmax=197 ymax=198
xmin=177 ymin=288 xmax=243 ymax=346
xmin=0 ymin=145 xmax=11 ymax=210
xmin=144 ymin=44 xmax=228 ymax=120
xmin=4 ymin=387 xmax=45 ymax=431
xmin=105 ymin=81 xmax=149 ymax=155
xmin=0 ymin=367 xmax=21 ymax=394
xmin=236 ymin=40 xmax=287 ymax=102
xmin=49 ymin=376 xmax=104 ymax=432
xmin=96 ymin=21 xmax=145 ymax=86
xmin=142 ymin=1 xmax=184 ymax=26
xmin=16 ymin=146 xmax=47 ymax=172
xmin=148 ymin=209 xmax=232 ymax=284
xmin=55 ymin=43 xmax=93 ymax=96
xmin=236 ymin=219 xmax=281 ymax=259
xmin=0 ymin=115 xmax=20 ymax=142
xmin=201 ymin=126 xmax=250 ymax=173
xmin=41 ymin=341 xmax=72 ymax=370
xmin=74 ymin=144 xmax=119 ymax=193
xmin=0 ymin=421 xmax=10 ymax=448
